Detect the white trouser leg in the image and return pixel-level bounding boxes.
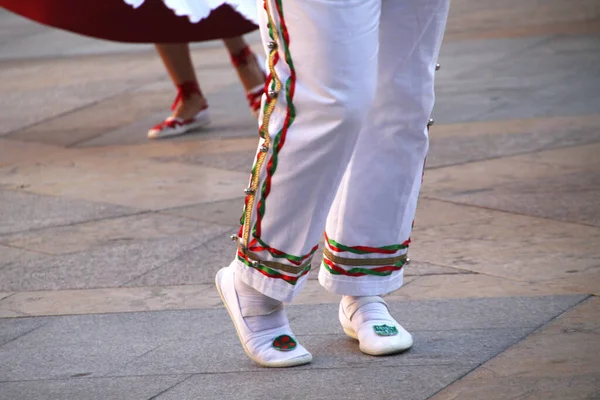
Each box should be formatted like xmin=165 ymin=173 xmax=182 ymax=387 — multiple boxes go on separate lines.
xmin=234 ymin=0 xmax=381 ymax=302
xmin=319 ymin=0 xmax=450 ymax=296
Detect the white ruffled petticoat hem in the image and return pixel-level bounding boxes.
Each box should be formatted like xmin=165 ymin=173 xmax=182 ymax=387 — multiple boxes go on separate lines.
xmin=123 ymin=0 xmax=258 ymax=24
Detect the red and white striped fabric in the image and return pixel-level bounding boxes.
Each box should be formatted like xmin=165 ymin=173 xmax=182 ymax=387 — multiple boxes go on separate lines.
xmin=1 ymin=0 xmax=257 ymax=43
xmin=124 ymin=0 xmax=258 ymax=24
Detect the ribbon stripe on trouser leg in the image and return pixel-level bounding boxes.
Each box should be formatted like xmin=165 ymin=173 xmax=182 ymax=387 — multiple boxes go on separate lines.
xmin=234 ymin=0 xmax=450 ymax=303
xmin=320 ymin=0 xmax=451 ymax=296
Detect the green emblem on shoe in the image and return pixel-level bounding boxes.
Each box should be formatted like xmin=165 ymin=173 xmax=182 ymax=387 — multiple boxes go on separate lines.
xmin=272 ymin=334 xmax=297 ymax=351
xmin=373 ymin=324 xmax=399 ymax=336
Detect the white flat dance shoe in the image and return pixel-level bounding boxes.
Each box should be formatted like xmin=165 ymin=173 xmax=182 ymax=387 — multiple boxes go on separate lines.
xmin=339 ymin=296 xmax=413 ymax=356
xmin=147 ymin=107 xmax=210 ymax=139
xmin=215 ymin=267 xmax=313 ymax=368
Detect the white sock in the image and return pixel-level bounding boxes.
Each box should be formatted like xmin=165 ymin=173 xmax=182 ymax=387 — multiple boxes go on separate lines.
xmin=342 ymin=295 xmax=390 ymax=325
xmin=234 ymin=272 xmax=287 ymax=332
xmin=339 ymin=294 xmax=413 ymax=355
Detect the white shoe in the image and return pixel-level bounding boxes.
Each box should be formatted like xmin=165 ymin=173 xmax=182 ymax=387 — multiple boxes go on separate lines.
xmin=339 ymin=296 xmax=413 ymax=356
xmin=215 ymin=267 xmax=313 ymax=368
xmin=147 ymin=107 xmax=210 ymax=139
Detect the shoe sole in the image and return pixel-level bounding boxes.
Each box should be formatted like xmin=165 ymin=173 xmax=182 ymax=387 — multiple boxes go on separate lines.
xmin=147 ymin=118 xmax=210 ymax=140
xmin=214 ymin=268 xmax=312 ymax=368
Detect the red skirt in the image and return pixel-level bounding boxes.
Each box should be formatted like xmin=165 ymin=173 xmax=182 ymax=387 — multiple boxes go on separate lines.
xmin=1 ymin=0 xmax=258 ymax=43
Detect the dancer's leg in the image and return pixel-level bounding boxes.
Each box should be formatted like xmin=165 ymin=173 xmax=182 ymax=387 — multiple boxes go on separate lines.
xmin=223 ymin=37 xmax=265 ymax=93
xmin=217 ymin=0 xmax=381 ymax=367
xmin=234 ymin=0 xmax=381 ymax=302
xmin=322 ymin=0 xmax=450 ymax=355
xmin=148 ymin=43 xmax=210 ymax=139
xmin=154 ymin=43 xmax=207 ymax=119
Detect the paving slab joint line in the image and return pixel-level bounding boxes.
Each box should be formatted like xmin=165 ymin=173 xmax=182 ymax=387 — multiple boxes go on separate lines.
xmin=448 ymin=34 xmax=553 ymax=81
xmin=0 ymin=241 xmax=55 ymax=259
xmin=104 ymin=342 xmax=172 ymax=379
xmin=404 ymin=259 xmax=481 ymax=276
xmin=147 ymin=374 xmax=194 ymax=400
xmin=406 ymin=259 xmax=539 ymax=284
xmin=2 ymin=63 xmax=189 ymax=144
xmin=423 ymin=294 xmax=593 ymax=400
xmin=424 ymin=138 xmax=600 ymax=174
xmin=0 ymin=208 xmax=153 ymax=239
xmin=63 ymin=80 xmax=173 ymax=148
xmin=405 ymin=271 xmax=475 ymax=277
xmin=0 ymin=293 xmax=16 ymax=302
xmin=419 ymin=196 xmax=600 ymax=229
xmin=4 ymin=85 xmax=143 ymax=141
xmin=0 ymin=319 xmax=50 ymax=351
xmin=118 ymin=234 xmax=233 ymax=287
xmin=0 ymin=45 xmax=163 ymax=65
xmin=398 ymin=264 xmax=490 ymax=283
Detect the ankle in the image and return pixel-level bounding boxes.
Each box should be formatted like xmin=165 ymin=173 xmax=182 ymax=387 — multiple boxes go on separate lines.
xmin=181 ymin=93 xmax=207 ymax=107
xmin=234 ymin=273 xmax=283 ymax=317
xmin=229 ymin=46 xmax=265 ymax=92
xmin=229 ymin=45 xmax=253 ymax=67
xmin=342 ymin=296 xmax=389 ymax=325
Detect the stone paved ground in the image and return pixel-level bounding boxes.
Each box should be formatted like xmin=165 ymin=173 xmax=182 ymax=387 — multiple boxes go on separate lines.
xmin=1 ymin=1 xmax=599 ymax=399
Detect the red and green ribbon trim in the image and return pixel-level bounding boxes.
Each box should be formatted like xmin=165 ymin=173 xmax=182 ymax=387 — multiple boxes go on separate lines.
xmin=324 ymin=232 xmax=410 ymax=255
xmin=253 ymin=0 xmax=297 ymax=239
xmin=321 ymin=258 xmax=406 ymax=277
xmin=237 ymin=249 xmax=310 ymax=285
xmin=248 ymin=238 xmax=318 ymax=266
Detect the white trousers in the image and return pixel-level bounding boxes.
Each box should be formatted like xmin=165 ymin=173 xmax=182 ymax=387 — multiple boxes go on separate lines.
xmin=234 ymin=0 xmax=450 ymax=302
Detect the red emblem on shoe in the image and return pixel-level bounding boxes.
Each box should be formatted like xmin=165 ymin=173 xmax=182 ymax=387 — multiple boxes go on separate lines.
xmin=272 ymin=334 xmax=297 ymax=351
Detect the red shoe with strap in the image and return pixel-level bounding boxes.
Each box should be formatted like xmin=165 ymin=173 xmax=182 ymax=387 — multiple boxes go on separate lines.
xmin=148 ymin=80 xmax=210 ymax=139
xmin=230 ymin=46 xmax=266 ymax=117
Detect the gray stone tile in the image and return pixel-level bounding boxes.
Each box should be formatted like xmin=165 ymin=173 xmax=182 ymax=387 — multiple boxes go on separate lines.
xmin=0 ymin=312 xmax=227 ymax=381
xmin=0 ymin=340 xmax=159 ymax=382
xmin=0 ymin=232 xmax=226 ymax=292
xmin=436 ymin=170 xmax=600 ymax=226
xmin=2 ymin=296 xmax=579 ymax=376
xmin=0 ymin=83 xmax=126 ymax=137
xmin=8 ymin=91 xmax=174 ymax=148
xmin=0 ymin=190 xmax=138 ymax=235
xmin=306 ymin=328 xmax=532 ymax=368
xmin=289 ymin=296 xmax=586 ymax=334
xmin=110 ymin=326 xmax=531 ymax=376
xmin=0 ymin=41 xmax=182 ymax=139
xmin=124 ymin=235 xmax=236 ymax=286
xmin=479 ymin=73 xmax=600 ymax=122
xmin=154 ymin=365 xmax=471 ymax=400
xmin=480 ymin=35 xmax=600 ymax=83
xmin=154 ymin=148 xmax=257 ymax=173
xmin=0 ymin=244 xmax=45 ymax=269
xmin=427 ymin=124 xmax=600 ymax=169
xmin=78 ymin=82 xmax=259 ymax=148
xmin=10 ymin=310 xmax=228 ymax=348
xmin=434 ymin=35 xmax=600 ymax=124
xmin=425 ymin=143 xmax=600 ymax=227
xmin=0 ymin=317 xmax=48 ymax=348
xmin=437 ymin=36 xmax=549 ymax=79
xmin=0 ymin=296 xmax=584 ymax=389
xmin=404 ymin=261 xmax=470 ymax=276
xmin=431 ymin=374 xmax=600 ymax=400
xmin=1 ymin=212 xmax=230 ymax=255
xmin=0 ymin=375 xmax=188 ymax=400
xmin=75 ymin=111 xmax=170 ymax=148
xmin=163 ymin=198 xmax=246 ymax=227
